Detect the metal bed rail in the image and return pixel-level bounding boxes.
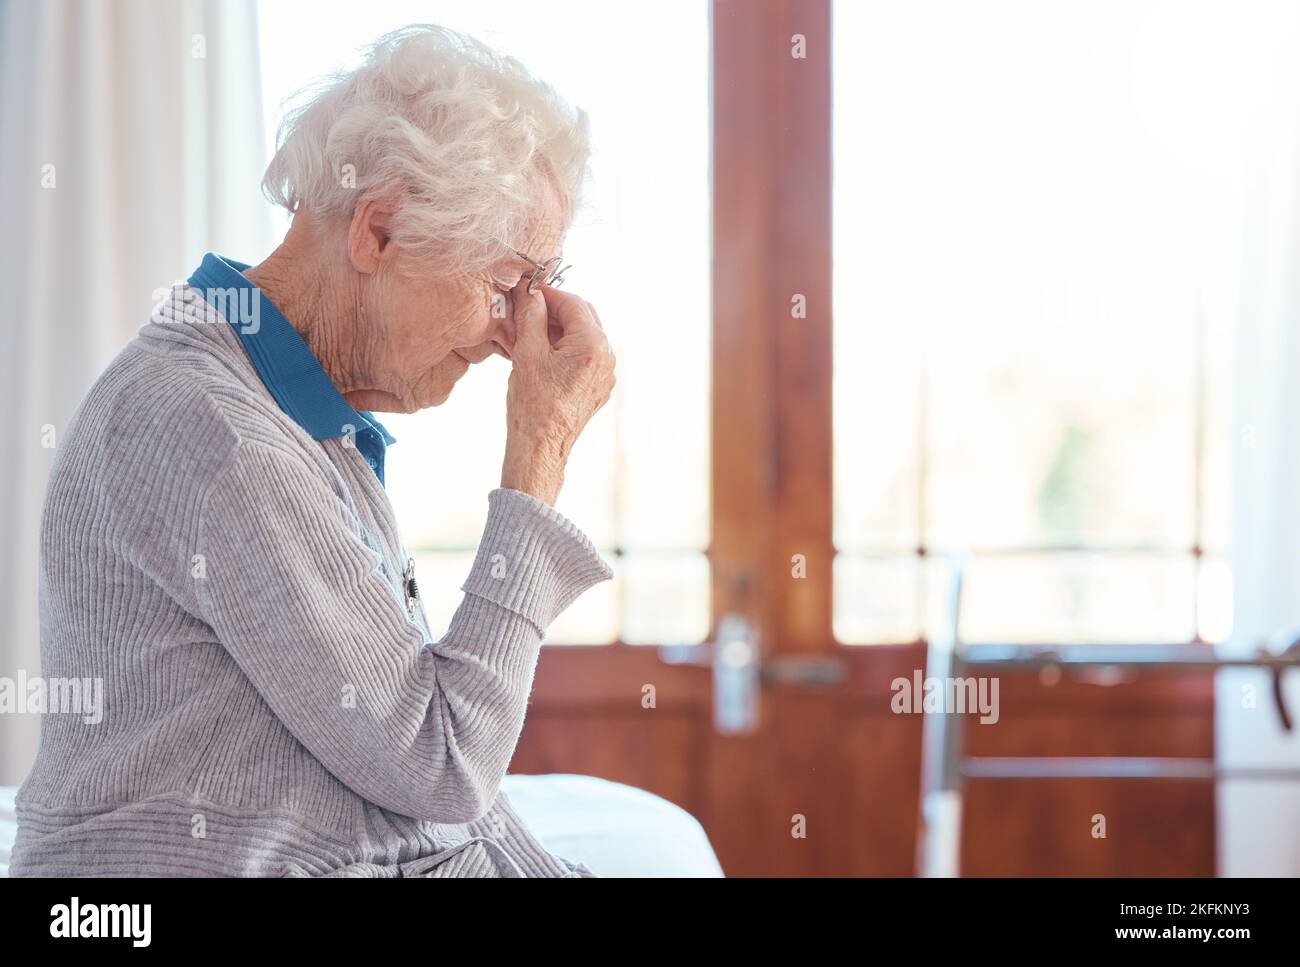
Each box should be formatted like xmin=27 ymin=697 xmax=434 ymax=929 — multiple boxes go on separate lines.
xmin=915 ymin=558 xmax=1300 ymax=877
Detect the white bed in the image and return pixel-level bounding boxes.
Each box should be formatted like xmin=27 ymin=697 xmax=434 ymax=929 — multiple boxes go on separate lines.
xmin=0 ymin=787 xmax=13 ymax=877
xmin=0 ymin=775 xmax=723 ymax=878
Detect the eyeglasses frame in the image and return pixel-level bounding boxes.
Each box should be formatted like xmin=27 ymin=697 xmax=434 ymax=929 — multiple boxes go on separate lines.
xmin=512 ymin=248 xmax=571 ymax=293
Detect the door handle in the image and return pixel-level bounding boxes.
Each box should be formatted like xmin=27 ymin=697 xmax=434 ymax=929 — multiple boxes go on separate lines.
xmin=659 ymin=613 xmax=845 ymax=735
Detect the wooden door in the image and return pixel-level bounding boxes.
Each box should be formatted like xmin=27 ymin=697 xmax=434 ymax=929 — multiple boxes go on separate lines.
xmin=510 ymin=0 xmax=1215 ymax=877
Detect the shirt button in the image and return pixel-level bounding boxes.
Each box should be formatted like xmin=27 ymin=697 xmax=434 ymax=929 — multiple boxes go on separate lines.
xmin=367 ymin=458 xmax=377 ymax=469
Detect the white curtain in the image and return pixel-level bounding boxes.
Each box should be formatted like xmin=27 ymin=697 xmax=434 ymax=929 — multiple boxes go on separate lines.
xmin=0 ymin=0 xmax=274 ymax=785
xmin=1217 ymin=1 xmax=1300 ymax=877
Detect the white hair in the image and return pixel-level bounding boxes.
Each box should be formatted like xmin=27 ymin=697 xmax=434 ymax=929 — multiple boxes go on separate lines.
xmin=262 ymin=24 xmax=592 ymax=275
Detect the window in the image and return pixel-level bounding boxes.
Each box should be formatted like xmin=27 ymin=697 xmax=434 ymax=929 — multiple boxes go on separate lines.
xmin=258 ymin=1 xmax=1239 ymax=651
xmin=832 ymin=0 xmax=1238 ymax=644
xmin=258 ymin=1 xmax=711 ymax=644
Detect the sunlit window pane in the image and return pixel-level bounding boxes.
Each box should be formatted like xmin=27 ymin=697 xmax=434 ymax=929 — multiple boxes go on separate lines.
xmin=619 ymin=552 xmax=711 ymax=646
xmin=924 ymin=291 xmax=1199 ymax=549
xmin=945 ymin=553 xmax=1197 ymax=645
xmin=259 ymin=1 xmax=710 ymax=645
xmin=834 ymin=555 xmax=921 ymax=645
xmin=1197 ymin=556 xmax=1233 ymax=644
xmin=411 ymin=552 xmax=475 ymax=637
xmin=833 ymin=328 xmax=921 ymax=553
xmin=1201 ymin=374 xmax=1234 ymax=556
xmin=833 ymin=0 xmax=1237 ymax=643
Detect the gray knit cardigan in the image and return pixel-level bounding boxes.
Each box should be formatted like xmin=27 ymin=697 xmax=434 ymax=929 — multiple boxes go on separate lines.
xmin=10 ymin=284 xmax=613 ymax=877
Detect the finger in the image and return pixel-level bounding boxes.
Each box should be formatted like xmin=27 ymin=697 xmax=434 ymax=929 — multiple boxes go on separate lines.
xmin=536 ymin=284 xmax=597 ymax=335
xmin=491 ymin=309 xmax=516 ymax=358
xmin=511 ymin=279 xmax=548 ymax=355
xmin=498 ymin=307 xmax=517 ymax=347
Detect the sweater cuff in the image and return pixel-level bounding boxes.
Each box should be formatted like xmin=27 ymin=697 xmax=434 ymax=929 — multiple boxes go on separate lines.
xmin=460 ymin=488 xmax=614 ymax=633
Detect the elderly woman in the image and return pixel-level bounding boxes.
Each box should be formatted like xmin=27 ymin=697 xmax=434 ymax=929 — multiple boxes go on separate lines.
xmin=11 ymin=25 xmax=615 ymax=877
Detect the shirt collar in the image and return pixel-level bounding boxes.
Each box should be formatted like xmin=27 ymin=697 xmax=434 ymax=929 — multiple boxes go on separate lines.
xmin=186 ymin=252 xmax=396 ymax=450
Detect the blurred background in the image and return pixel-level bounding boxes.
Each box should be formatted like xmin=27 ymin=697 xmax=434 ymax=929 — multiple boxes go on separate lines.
xmin=3 ymin=0 xmax=1300 ymax=875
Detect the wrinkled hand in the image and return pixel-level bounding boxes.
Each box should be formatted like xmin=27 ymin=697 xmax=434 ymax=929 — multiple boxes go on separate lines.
xmin=500 ymin=279 xmax=616 ymax=506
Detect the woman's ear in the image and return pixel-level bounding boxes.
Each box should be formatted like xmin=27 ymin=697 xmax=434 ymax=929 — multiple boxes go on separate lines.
xmin=347 ymin=198 xmax=394 ymax=275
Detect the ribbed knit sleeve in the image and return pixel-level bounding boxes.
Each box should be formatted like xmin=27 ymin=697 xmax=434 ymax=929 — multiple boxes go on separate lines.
xmin=194 ymin=440 xmax=613 ymax=825
xmin=461 ymin=488 xmax=615 ymax=633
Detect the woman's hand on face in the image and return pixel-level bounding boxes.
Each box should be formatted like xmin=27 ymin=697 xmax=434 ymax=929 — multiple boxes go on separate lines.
xmin=499 ymin=279 xmax=616 ymax=506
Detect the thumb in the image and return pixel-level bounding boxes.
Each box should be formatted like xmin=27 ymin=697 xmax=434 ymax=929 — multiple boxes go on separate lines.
xmin=511 ymin=281 xmax=548 ymax=357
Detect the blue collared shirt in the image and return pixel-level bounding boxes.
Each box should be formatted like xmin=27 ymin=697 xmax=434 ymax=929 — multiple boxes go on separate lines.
xmin=186 ymin=252 xmax=396 ymax=485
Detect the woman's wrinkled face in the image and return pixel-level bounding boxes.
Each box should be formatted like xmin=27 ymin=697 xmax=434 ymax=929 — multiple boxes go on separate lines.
xmin=350 ymin=195 xmax=566 ymax=414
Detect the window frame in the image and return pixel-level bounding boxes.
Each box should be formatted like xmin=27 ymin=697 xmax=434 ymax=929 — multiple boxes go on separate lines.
xmin=713 ymin=0 xmax=1222 ymax=657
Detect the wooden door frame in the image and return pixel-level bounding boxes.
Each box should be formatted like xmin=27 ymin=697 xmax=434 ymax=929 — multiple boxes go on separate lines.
xmin=713 ymin=0 xmax=835 ymax=659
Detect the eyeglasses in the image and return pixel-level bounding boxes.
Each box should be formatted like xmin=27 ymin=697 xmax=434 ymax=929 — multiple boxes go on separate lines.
xmin=513 ymin=249 xmax=571 ymax=293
